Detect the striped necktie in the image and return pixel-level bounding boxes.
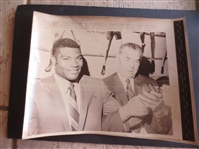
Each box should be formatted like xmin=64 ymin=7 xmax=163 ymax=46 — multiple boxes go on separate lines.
xmin=126 ymin=79 xmax=135 ymax=100
xmin=68 ymin=83 xmax=79 ymax=131
xmin=126 ymin=79 xmax=141 ymax=133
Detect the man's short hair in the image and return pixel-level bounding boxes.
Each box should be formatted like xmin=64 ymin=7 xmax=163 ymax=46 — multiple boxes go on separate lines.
xmin=52 ymin=38 xmax=80 ymax=58
xmin=119 ymin=42 xmax=142 ymax=54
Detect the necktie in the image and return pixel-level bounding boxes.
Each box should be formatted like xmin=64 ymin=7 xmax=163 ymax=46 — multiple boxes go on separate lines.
xmin=68 ymin=83 xmax=79 ymax=131
xmin=126 ymin=79 xmax=141 ymax=133
xmin=126 ymin=79 xmax=135 ymax=100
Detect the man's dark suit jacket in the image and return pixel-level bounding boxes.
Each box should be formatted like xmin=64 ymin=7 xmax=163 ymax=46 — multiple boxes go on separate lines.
xmin=103 ymin=73 xmax=172 ymax=134
xmin=27 ymin=75 xmax=127 ymax=136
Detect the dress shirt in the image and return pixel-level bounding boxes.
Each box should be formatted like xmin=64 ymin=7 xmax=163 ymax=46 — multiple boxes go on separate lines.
xmin=54 ymin=73 xmax=81 ymax=131
xmin=117 ymin=72 xmax=135 ymax=93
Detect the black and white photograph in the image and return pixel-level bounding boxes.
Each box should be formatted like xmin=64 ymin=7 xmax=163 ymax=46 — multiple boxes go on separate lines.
xmin=22 ymin=11 xmax=194 ymax=143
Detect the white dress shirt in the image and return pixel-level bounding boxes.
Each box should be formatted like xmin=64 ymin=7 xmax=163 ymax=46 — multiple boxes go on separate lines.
xmin=117 ymin=72 xmax=135 ymax=93
xmin=54 ymin=73 xmax=81 ymax=131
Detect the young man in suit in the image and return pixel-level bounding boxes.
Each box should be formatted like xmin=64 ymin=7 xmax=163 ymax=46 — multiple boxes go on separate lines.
xmin=27 ymin=38 xmax=119 ymax=135
xmin=27 ymin=38 xmax=150 ymax=136
xmin=103 ymin=43 xmax=172 ymax=134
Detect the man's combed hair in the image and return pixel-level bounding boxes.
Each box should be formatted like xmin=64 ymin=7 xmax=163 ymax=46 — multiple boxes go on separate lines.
xmin=119 ymin=42 xmax=142 ymax=54
xmin=52 ymin=38 xmax=80 ymax=57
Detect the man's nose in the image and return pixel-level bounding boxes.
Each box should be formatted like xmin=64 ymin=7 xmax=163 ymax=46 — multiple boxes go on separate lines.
xmin=70 ymin=59 xmax=79 ymax=67
xmin=128 ymin=61 xmax=134 ymax=68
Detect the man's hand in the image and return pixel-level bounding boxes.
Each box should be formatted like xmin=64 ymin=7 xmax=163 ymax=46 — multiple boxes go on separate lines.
xmin=138 ymin=91 xmax=164 ymax=113
xmin=119 ymin=96 xmax=150 ymax=122
xmin=138 ymin=83 xmax=165 ymax=113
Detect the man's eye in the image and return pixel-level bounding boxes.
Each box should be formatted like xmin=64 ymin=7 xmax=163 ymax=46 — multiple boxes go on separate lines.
xmin=134 ymin=61 xmax=140 ymax=64
xmin=63 ymin=57 xmax=69 ymax=60
xmin=77 ymin=57 xmax=83 ymax=61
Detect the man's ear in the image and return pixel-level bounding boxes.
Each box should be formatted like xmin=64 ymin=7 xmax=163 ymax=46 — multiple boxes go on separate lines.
xmin=116 ymin=52 xmax=122 ymax=62
xmin=51 ymin=55 xmax=56 ymax=64
xmin=45 ymin=55 xmax=56 ymax=72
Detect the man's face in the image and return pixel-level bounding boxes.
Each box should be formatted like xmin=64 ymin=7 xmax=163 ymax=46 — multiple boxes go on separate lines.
xmin=118 ymin=46 xmax=142 ymax=79
xmin=55 ymin=47 xmax=83 ymax=81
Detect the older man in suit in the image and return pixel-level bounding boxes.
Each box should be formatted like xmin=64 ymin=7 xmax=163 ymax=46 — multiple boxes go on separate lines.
xmin=103 ymin=43 xmax=172 ymax=134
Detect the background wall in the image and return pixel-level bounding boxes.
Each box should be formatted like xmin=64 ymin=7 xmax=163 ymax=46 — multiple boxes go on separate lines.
xmin=30 ymin=30 xmax=168 ymax=79
xmin=0 ymin=0 xmax=197 ymax=149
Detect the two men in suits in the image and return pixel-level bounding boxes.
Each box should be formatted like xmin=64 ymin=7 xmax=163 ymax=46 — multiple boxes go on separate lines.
xmin=28 ymin=38 xmax=150 ymax=136
xmin=103 ymin=43 xmax=172 ymax=134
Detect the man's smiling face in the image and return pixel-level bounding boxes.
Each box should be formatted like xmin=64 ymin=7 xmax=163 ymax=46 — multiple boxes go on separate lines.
xmin=55 ymin=47 xmax=83 ymax=82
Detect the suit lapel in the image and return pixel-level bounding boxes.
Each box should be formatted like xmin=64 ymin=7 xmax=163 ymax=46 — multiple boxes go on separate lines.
xmin=113 ymin=73 xmax=129 ymax=106
xmin=50 ymin=76 xmax=70 ymax=131
xmin=78 ymin=76 xmax=91 ymax=131
xmin=134 ymin=77 xmax=144 ymax=95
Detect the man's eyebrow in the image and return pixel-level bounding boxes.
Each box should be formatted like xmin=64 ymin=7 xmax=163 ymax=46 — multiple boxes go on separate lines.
xmin=61 ymin=55 xmax=70 ymax=57
xmin=76 ymin=55 xmax=83 ymax=58
xmin=126 ymin=56 xmax=130 ymax=59
xmin=61 ymin=56 xmax=70 ymax=58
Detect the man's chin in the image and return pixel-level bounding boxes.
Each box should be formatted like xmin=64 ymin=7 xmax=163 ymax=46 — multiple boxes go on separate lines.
xmin=126 ymin=74 xmax=136 ymax=79
xmin=67 ymin=74 xmax=80 ymax=82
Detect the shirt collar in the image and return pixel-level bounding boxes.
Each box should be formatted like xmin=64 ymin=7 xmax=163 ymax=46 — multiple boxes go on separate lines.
xmin=118 ymin=72 xmax=134 ymax=82
xmin=54 ymin=73 xmax=71 ymax=91
xmin=117 ymin=72 xmax=134 ymax=91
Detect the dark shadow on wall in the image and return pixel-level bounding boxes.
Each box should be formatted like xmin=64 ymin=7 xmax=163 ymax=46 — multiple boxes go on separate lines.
xmin=79 ymin=57 xmax=90 ymax=77
xmin=136 ymin=56 xmax=155 ymax=77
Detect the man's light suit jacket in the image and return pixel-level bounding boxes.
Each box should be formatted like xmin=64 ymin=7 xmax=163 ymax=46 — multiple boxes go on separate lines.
xmin=103 ymin=73 xmax=172 ymax=134
xmin=28 ymin=75 xmax=126 ymax=135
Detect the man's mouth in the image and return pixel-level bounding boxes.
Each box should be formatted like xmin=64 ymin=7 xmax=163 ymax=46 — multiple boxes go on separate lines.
xmin=69 ymin=69 xmax=80 ymax=74
xmin=127 ymin=70 xmax=134 ymax=73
